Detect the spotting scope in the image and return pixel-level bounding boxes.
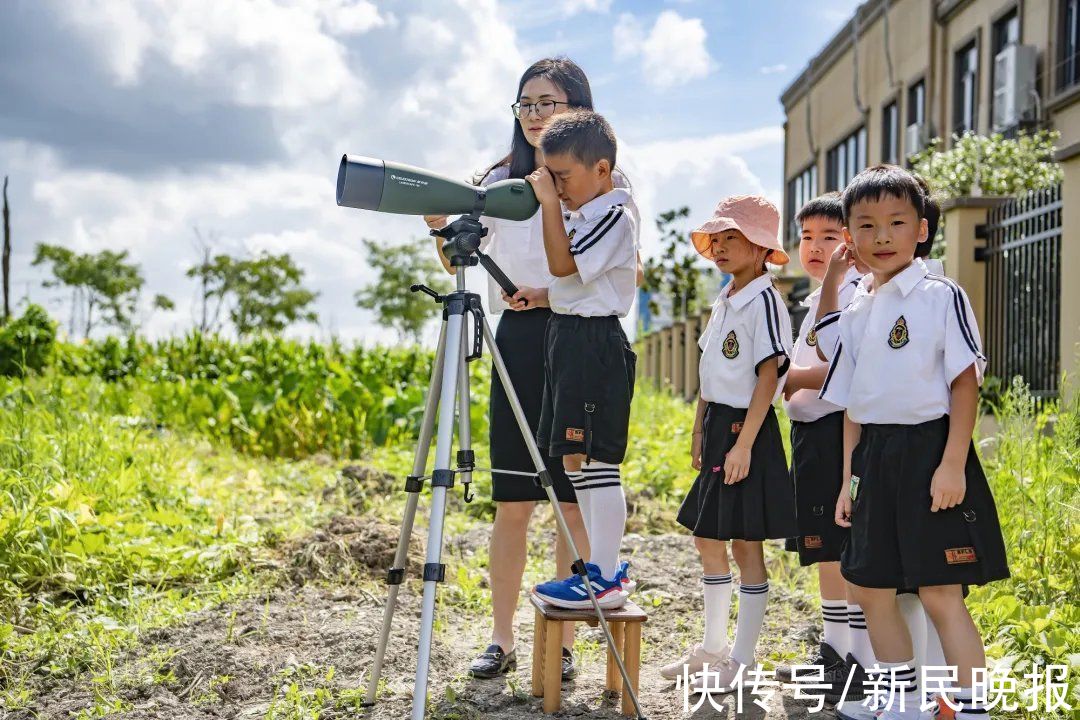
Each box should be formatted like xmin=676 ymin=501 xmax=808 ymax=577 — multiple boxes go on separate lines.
xmin=336 ymin=155 xmax=538 ymax=220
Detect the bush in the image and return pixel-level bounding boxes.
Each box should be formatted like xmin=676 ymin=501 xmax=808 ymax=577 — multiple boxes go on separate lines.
xmin=0 ymin=304 xmax=57 ymax=376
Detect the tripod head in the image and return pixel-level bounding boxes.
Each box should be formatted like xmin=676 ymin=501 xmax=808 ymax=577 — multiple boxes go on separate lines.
xmin=430 ymin=203 xmax=522 ymax=301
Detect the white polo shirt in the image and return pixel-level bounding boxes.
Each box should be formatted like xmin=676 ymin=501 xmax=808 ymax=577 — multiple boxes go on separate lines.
xmin=818 ymin=259 xmax=987 ymax=425
xmin=783 ymin=266 xmax=862 ymax=422
xmin=477 ymin=168 xmax=636 ymax=314
xmin=815 ymin=258 xmax=946 ymax=361
xmin=698 ymin=273 xmax=793 ymax=408
xmin=548 ymin=186 xmax=639 ymax=317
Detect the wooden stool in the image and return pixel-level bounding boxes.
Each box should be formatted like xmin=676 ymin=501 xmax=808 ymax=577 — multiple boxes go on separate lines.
xmin=529 ymin=595 xmax=647 ymax=716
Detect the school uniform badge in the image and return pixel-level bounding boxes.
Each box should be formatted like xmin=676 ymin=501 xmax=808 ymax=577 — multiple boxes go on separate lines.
xmin=888 ymin=316 xmax=910 ymax=349
xmin=806 ymin=328 xmax=818 ymax=347
xmin=722 ymin=330 xmax=739 ymax=359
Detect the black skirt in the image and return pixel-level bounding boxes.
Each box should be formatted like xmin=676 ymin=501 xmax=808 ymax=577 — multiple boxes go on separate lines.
xmin=841 ymin=417 xmax=1009 ymax=589
xmin=785 ymin=412 xmax=848 ymax=566
xmin=677 ymin=402 xmax=797 ymax=541
xmin=489 ymin=308 xmax=575 ymax=503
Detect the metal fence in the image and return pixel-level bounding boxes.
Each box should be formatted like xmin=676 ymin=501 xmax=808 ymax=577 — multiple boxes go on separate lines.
xmin=979 ymin=184 xmax=1063 ymax=401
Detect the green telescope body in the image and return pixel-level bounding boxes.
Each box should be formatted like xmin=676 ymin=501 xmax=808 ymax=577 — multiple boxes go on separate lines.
xmin=336 ymin=155 xmax=539 ymax=221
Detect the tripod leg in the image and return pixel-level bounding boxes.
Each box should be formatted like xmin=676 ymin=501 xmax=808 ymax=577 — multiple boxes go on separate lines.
xmin=456 ymin=324 xmax=473 ymax=488
xmin=363 ymin=321 xmax=448 ymax=707
xmin=480 ymin=317 xmax=648 ymax=720
xmin=411 ymin=306 xmax=466 ymax=720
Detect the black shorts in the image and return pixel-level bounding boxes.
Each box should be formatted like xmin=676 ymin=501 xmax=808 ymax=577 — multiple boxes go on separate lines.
xmin=536 ymin=314 xmax=636 ymax=464
xmin=785 ymin=411 xmax=847 ymax=566
xmin=489 ymin=308 xmax=576 ymax=503
xmin=676 ymin=402 xmax=797 ymax=541
xmin=841 ymin=417 xmax=1010 ymax=589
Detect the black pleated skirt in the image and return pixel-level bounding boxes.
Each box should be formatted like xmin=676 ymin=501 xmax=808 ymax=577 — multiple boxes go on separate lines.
xmin=489 ymin=308 xmax=575 ymax=503
xmin=677 ymin=402 xmax=797 ymax=540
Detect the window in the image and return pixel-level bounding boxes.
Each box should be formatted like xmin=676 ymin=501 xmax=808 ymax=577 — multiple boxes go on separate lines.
xmin=785 ymin=163 xmax=818 ymax=249
xmin=1060 ymin=0 xmax=1080 ymax=91
xmin=826 ymin=126 xmax=867 ymax=191
xmin=992 ymin=9 xmax=1020 ymax=125
xmin=954 ymin=40 xmax=980 ymax=134
xmin=907 ymin=80 xmax=926 ymax=128
xmin=882 ymin=101 xmax=899 ymax=164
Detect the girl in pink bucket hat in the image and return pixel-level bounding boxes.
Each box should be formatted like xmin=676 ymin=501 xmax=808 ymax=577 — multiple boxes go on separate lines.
xmin=661 ymin=195 xmax=797 ymax=694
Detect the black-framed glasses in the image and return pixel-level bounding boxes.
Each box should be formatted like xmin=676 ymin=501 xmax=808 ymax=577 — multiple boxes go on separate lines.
xmin=510 ymin=100 xmax=570 ymax=119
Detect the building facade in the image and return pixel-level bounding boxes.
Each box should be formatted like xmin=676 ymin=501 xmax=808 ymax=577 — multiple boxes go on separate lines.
xmin=781 ymin=0 xmax=1080 ymax=251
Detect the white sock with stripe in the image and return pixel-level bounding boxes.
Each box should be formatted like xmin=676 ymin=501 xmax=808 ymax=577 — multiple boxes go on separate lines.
xmin=821 ymin=599 xmax=848 ymax=656
xmin=847 ymin=604 xmax=877 ymax=668
xmin=954 ymin=687 xmax=989 ymax=718
xmin=878 ymin=660 xmax=920 ymax=714
xmin=579 ymin=462 xmax=624 ymax=580
xmin=701 ymin=573 xmax=733 ymax=653
xmin=730 ymin=581 xmax=769 ymax=666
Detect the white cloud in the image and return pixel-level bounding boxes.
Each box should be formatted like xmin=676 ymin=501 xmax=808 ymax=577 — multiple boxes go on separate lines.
xmin=562 ymin=0 xmax=613 ymax=14
xmin=759 ymin=63 xmax=788 ymax=75
xmin=612 ymin=10 xmax=714 ymax=88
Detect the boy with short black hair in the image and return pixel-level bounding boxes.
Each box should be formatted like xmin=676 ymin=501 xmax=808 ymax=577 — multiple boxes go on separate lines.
xmin=526 ymin=110 xmax=638 ymax=610
xmin=817 ymin=164 xmax=1009 ymax=720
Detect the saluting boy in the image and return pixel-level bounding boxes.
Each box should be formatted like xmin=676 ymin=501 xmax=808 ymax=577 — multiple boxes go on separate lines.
xmin=817 ymin=165 xmax=1009 ymax=720
xmin=526 ymin=110 xmax=638 ymax=609
xmin=775 ymin=193 xmax=865 ymax=704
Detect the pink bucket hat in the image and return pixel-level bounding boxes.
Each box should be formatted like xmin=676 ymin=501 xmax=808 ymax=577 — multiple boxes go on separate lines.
xmin=691 ymin=195 xmax=789 ymax=265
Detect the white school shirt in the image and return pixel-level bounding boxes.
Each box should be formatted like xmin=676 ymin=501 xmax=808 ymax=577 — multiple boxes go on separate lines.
xmin=818 ymin=259 xmax=987 ymax=425
xmin=698 ymin=273 xmax=793 ymax=408
xmin=783 ymin=266 xmax=863 ymax=422
xmin=548 ymin=186 xmax=639 ymax=317
xmin=477 ymin=168 xmax=636 ymax=314
xmin=815 ymin=258 xmax=946 ymax=361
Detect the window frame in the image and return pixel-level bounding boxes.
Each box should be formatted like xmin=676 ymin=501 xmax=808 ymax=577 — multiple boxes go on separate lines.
xmin=953 ymin=35 xmax=981 ymax=135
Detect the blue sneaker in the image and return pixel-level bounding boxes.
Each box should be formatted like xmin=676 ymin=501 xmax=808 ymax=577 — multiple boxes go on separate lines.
xmin=533 ymin=563 xmax=627 ymax=609
xmin=617 ymin=560 xmax=636 ymax=594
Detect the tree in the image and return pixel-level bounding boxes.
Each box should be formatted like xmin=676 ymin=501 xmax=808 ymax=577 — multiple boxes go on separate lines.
xmin=153 ymin=294 xmax=175 ymax=311
xmin=911 ymin=129 xmax=1062 ymax=200
xmin=31 ymin=244 xmax=145 ymax=336
xmin=641 ymin=207 xmax=709 ymax=323
xmin=3 ymin=176 xmax=11 ymax=323
xmin=186 ymin=227 xmax=226 ymax=334
xmin=355 ymin=239 xmax=451 ymax=343
xmin=224 ymin=252 xmax=319 ymax=335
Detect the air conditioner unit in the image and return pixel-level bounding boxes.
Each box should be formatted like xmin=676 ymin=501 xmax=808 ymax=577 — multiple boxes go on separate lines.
xmin=905 ymin=122 xmax=925 ymax=155
xmin=993 ymin=44 xmax=1039 ymax=130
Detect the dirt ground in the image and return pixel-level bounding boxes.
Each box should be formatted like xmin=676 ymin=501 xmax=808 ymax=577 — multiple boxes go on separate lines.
xmin=12 ymin=510 xmax=828 ymax=720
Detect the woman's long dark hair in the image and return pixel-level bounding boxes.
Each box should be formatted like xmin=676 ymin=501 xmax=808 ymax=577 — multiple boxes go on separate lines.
xmin=480 ymin=57 xmax=594 ymax=183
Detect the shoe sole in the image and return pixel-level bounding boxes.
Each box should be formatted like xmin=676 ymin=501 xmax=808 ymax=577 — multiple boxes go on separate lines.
xmin=532 ymin=587 xmax=627 ymax=610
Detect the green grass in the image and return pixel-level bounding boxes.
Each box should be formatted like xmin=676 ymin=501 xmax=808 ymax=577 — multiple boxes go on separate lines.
xmin=1 ymin=336 xmax=1076 ymax=718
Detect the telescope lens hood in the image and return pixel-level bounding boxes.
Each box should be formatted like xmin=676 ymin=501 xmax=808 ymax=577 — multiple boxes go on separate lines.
xmin=337 ymin=155 xmax=385 ymax=210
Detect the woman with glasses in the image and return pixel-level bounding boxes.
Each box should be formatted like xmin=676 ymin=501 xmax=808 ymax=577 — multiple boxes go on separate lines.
xmin=426 ymin=57 xmax=635 ymax=683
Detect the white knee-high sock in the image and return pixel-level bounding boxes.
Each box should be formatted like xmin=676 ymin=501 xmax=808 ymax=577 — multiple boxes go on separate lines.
xmin=579 ymin=462 xmax=625 ymax=580
xmin=821 ymin=599 xmax=849 ymax=656
xmin=847 ymin=604 xmax=876 ymax=668
xmin=730 ymin=581 xmax=769 ymax=666
xmin=897 ymin=594 xmax=927 ymax=670
xmin=702 ymin=573 xmax=733 ymax=653
xmin=954 ymin=687 xmax=989 ymax=719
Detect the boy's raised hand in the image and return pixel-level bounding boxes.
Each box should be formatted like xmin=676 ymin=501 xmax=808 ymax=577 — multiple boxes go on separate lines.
xmin=930 ymin=458 xmax=967 ymax=512
xmin=526 ymin=166 xmax=559 ymax=207
xmin=823 ymin=243 xmax=855 ymax=289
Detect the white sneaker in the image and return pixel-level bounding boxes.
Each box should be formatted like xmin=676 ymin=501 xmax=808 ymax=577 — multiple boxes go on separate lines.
xmin=659 ymin=643 xmax=729 ymax=680
xmin=688 ymin=656 xmax=747 ymax=695
xmin=835 ymin=697 xmax=881 ymax=720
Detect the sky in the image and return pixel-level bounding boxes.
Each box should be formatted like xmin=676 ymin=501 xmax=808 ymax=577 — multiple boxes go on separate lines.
xmin=0 ymin=0 xmax=861 ymax=344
